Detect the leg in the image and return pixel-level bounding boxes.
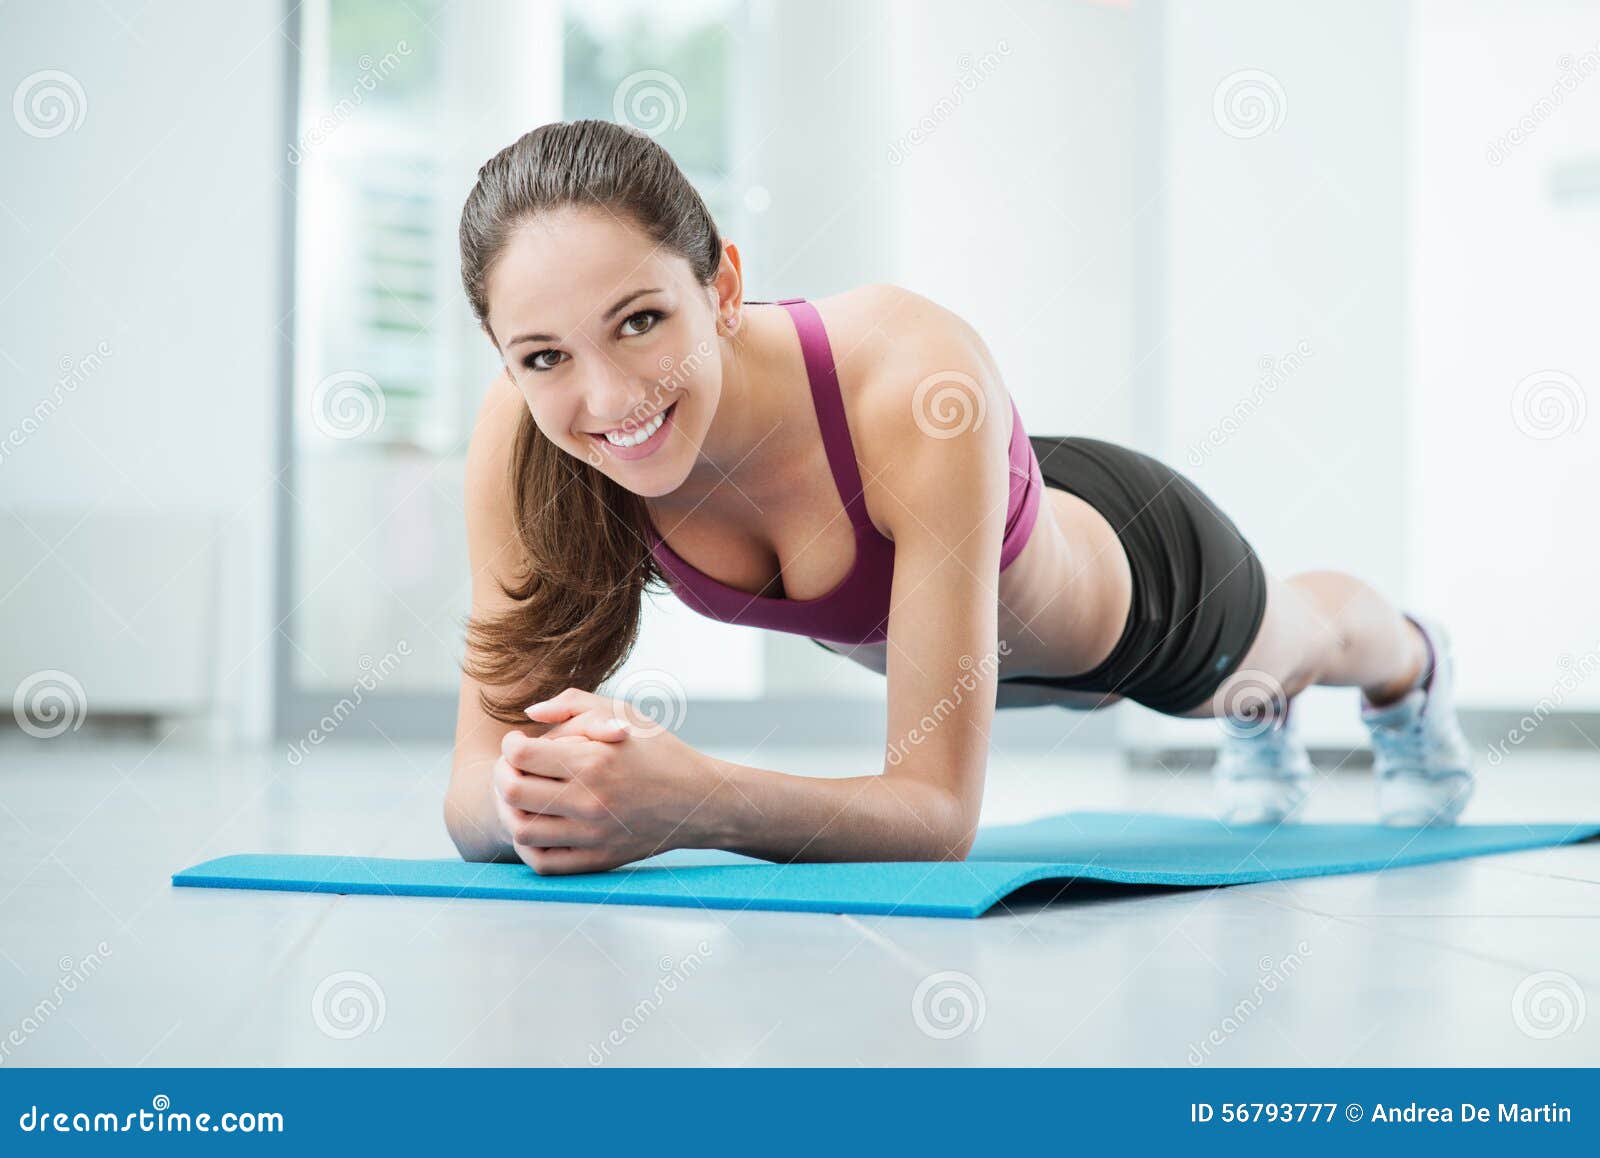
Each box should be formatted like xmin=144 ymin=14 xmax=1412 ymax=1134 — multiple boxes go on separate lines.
xmin=1173 ymin=570 xmax=1428 ymax=720
xmin=1187 ymin=570 xmax=1473 ymax=827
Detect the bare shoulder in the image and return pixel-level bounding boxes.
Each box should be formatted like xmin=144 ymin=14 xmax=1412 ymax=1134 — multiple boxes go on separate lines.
xmin=817 ymin=285 xmax=1012 ymax=532
xmin=463 ymin=370 xmax=530 ymax=590
xmin=464 ymin=370 xmax=525 ymax=513
xmin=819 ymin=283 xmax=994 ymax=376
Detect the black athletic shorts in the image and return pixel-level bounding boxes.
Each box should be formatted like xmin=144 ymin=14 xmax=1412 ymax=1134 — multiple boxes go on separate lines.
xmin=997 ymin=436 xmax=1269 ymax=715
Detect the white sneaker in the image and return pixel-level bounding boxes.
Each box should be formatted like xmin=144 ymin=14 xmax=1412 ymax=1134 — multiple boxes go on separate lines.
xmin=1361 ymin=614 xmax=1475 ymax=826
xmin=1212 ymin=703 xmax=1313 ymax=825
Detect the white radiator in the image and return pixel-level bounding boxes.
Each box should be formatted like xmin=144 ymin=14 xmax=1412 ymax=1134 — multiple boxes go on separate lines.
xmin=1 ymin=508 xmax=221 ymax=723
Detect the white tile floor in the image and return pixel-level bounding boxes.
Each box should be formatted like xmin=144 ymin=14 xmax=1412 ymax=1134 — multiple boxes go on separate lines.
xmin=0 ymin=734 xmax=1596 ymax=1066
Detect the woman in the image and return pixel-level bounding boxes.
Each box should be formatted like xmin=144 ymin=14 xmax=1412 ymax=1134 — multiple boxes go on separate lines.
xmin=442 ymin=119 xmax=1473 ymax=874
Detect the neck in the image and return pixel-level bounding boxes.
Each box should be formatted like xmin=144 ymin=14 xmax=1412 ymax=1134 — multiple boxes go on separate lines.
xmin=656 ymin=304 xmax=795 ymax=521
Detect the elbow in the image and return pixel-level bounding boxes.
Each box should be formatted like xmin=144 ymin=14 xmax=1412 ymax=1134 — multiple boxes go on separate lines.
xmin=925 ymin=787 xmax=979 ymax=862
xmin=442 ymin=784 xmax=510 ymax=863
xmin=939 ymin=824 xmax=977 ymax=862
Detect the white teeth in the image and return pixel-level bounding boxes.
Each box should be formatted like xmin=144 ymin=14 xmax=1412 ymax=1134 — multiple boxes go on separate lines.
xmin=603 ymin=408 xmax=667 ymax=447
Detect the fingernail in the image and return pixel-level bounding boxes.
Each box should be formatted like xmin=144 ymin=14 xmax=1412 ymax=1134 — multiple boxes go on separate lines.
xmin=524 ymin=701 xmax=549 ymax=714
xmin=608 ymin=717 xmax=629 ymax=730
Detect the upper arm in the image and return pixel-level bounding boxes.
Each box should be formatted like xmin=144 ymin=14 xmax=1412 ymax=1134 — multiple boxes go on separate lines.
xmin=862 ymin=299 xmax=1014 ymax=830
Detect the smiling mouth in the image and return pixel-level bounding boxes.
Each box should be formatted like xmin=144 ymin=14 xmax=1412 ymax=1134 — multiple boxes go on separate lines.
xmin=587 ymin=400 xmax=677 ymax=448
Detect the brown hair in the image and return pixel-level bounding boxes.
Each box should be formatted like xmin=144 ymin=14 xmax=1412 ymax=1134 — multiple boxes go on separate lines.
xmin=457 ymin=119 xmax=725 ymax=724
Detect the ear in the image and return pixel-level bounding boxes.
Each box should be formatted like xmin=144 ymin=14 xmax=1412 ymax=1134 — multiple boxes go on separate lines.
xmin=711 ymin=240 xmax=743 ymax=319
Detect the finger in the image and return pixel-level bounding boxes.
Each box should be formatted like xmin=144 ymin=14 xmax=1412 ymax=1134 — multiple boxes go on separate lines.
xmin=508 ymin=812 xmax=601 ymax=850
xmin=523 ymin=687 xmax=604 ymax=722
xmin=492 ymin=756 xmax=587 ymax=815
xmin=544 ymin=709 xmax=629 ymax=744
xmin=500 ymin=731 xmax=589 ymax=778
xmin=521 ymin=845 xmax=618 ymax=876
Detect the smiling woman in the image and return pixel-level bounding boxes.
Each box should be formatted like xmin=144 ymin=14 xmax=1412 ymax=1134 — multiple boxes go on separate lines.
xmin=442 ymin=119 xmax=1475 ymax=876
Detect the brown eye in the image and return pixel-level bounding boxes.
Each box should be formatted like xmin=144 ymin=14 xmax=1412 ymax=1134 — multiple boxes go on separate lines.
xmin=524 ymin=350 xmax=565 ymax=372
xmin=620 ymin=309 xmax=663 ymax=337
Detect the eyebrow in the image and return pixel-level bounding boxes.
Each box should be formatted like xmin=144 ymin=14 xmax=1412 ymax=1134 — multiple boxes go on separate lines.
xmin=505 ymin=288 xmax=664 ymax=348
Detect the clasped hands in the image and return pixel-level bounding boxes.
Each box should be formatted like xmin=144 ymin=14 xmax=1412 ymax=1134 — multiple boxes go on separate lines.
xmin=491 ymin=687 xmax=711 ymax=875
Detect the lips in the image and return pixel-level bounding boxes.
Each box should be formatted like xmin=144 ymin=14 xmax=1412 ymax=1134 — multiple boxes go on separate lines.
xmin=585 ymin=399 xmax=678 ymax=441
xmin=588 ymin=400 xmax=678 ymax=461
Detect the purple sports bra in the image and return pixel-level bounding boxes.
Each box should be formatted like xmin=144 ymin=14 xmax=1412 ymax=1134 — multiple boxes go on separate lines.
xmin=646 ymin=297 xmax=1045 ymax=646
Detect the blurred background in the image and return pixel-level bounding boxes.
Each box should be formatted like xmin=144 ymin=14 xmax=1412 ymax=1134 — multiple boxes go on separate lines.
xmin=2 ymin=0 xmax=1596 ymax=762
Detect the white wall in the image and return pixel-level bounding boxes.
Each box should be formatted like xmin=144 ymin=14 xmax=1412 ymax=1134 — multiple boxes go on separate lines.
xmin=0 ymin=0 xmax=287 ymax=742
xmin=1410 ymin=0 xmax=1600 ymax=708
xmin=883 ymin=0 xmax=1143 ymax=449
xmin=1146 ymin=0 xmax=1412 ymax=746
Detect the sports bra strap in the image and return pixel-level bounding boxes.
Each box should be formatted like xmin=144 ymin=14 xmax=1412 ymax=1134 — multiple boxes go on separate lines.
xmin=776 ymin=298 xmax=875 ymax=534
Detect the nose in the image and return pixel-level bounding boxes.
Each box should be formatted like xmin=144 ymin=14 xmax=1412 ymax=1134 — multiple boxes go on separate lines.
xmin=580 ymin=363 xmax=651 ymax=429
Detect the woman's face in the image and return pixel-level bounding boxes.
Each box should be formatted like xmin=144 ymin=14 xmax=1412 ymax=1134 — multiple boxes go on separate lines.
xmin=483 ymin=204 xmax=726 ymax=498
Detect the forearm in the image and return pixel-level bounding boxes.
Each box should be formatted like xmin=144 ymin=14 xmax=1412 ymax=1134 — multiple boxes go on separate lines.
xmin=443 ymin=756 xmax=519 ymax=863
xmin=689 ymin=755 xmax=979 ymax=864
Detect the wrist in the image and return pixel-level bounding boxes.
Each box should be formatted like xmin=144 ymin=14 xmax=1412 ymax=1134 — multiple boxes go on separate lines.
xmin=684 ymin=751 xmax=753 ymax=850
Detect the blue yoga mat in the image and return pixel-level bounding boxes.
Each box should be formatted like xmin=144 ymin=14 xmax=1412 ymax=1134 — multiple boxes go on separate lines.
xmin=172 ymin=811 xmax=1600 ymax=919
